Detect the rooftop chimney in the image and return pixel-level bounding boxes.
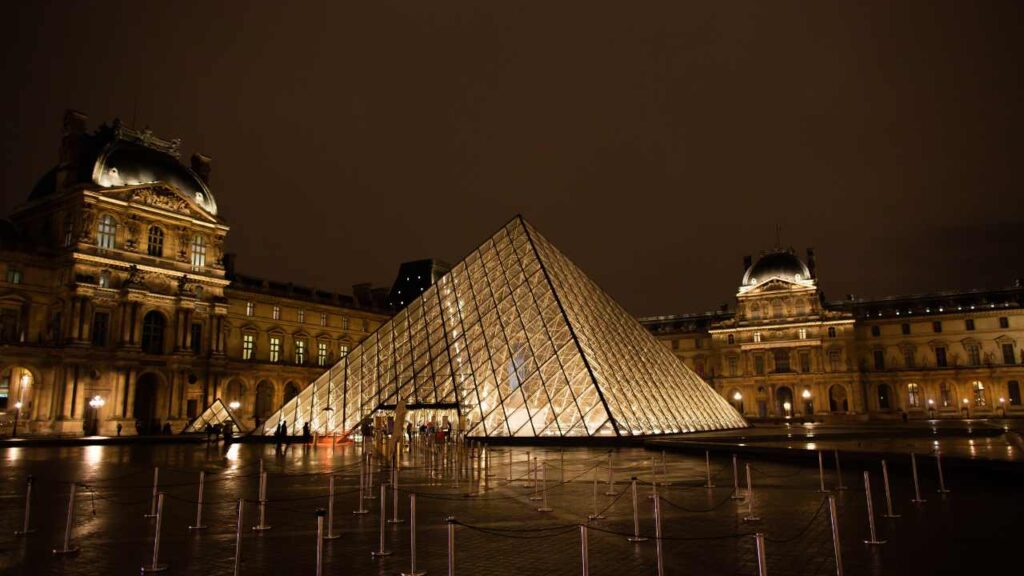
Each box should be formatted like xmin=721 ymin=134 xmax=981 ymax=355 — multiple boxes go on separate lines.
xmin=191 ymin=153 xmax=212 ymax=184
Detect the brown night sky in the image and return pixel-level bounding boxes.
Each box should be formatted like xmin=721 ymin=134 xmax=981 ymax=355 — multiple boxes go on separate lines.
xmin=1 ymin=1 xmax=1021 ymax=316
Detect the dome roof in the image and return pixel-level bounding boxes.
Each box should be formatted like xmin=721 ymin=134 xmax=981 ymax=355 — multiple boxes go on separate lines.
xmin=92 ymin=141 xmax=218 ymax=215
xmin=741 ymin=250 xmax=811 ymax=287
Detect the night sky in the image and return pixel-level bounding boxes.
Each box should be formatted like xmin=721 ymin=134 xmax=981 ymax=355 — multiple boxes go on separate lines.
xmin=1 ymin=1 xmax=1021 ymax=316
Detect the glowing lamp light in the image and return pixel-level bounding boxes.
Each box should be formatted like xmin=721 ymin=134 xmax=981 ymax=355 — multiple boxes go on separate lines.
xmin=14 ymin=401 xmax=23 ymax=410
xmin=88 ymin=395 xmax=105 ymax=409
xmin=733 ymin=391 xmax=742 ymax=401
xmin=927 ymin=398 xmax=935 ymax=405
xmin=783 ymin=401 xmax=792 ymax=411
xmin=999 ymin=397 xmax=1006 ymax=404
xmin=962 ymin=398 xmax=969 ymax=405
xmin=229 ymin=401 xmax=241 ymax=410
xmin=20 ymin=373 xmax=30 ymax=387
xmin=801 ymin=389 xmax=811 ymax=400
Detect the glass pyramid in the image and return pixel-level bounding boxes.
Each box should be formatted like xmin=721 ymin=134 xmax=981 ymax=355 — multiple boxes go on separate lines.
xmin=259 ymin=217 xmax=746 ymax=438
xmin=184 ymin=398 xmax=250 ymax=434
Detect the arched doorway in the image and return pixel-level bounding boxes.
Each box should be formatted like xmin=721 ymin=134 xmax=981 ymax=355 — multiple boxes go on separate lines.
xmin=224 ymin=379 xmax=246 ymax=413
xmin=776 ymin=386 xmax=794 ymax=417
xmin=284 ymin=381 xmax=300 ymax=404
xmin=1 ymin=365 xmax=36 ymax=435
xmin=141 ymin=311 xmax=167 ymax=355
xmin=254 ymin=380 xmax=275 ymax=425
xmin=829 ymin=385 xmax=848 ymax=413
xmin=877 ymin=383 xmax=892 ymax=411
xmin=134 ymin=372 xmax=164 ymax=435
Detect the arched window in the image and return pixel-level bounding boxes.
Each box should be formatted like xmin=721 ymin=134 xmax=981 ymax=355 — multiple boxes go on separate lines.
xmin=907 ymin=383 xmax=920 ymax=408
xmin=97 ymin=214 xmax=116 ymax=249
xmin=147 ymin=226 xmax=164 ymax=257
xmin=190 ymin=234 xmax=206 ymax=271
xmin=971 ymin=381 xmax=986 ymax=407
xmin=141 ymin=311 xmax=166 ymax=355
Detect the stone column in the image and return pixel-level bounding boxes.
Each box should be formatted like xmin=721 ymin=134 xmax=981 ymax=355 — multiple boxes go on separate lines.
xmin=183 ymin=310 xmax=194 ymax=351
xmin=131 ymin=302 xmax=143 ymax=346
xmin=79 ymin=298 xmax=91 ymax=343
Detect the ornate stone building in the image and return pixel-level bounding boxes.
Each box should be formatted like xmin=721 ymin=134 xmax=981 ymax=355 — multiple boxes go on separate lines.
xmin=643 ymin=248 xmax=1024 ymax=420
xmin=0 ymin=111 xmax=388 ymax=436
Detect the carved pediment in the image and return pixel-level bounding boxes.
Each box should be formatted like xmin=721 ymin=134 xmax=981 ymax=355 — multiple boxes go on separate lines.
xmin=97 ymin=184 xmax=219 ymax=222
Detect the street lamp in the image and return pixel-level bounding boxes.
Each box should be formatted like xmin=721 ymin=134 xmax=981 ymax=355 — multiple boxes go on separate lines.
xmin=783 ymin=401 xmax=792 ymax=418
xmin=733 ymin=391 xmax=742 ymax=401
xmin=12 ymin=401 xmax=22 ymax=437
xmin=801 ymin=389 xmax=811 ymax=400
xmin=229 ymin=401 xmax=241 ymax=411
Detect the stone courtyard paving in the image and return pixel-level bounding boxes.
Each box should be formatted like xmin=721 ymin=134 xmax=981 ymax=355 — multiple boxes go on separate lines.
xmin=0 ymin=440 xmax=1020 ymax=575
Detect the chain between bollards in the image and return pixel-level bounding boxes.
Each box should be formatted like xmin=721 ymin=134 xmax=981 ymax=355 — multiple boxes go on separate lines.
xmin=910 ymin=452 xmax=926 ymax=503
xmin=743 ymin=463 xmax=760 ymax=522
xmin=862 ymin=471 xmax=886 ymax=545
xmin=605 ymin=452 xmax=616 ymax=495
xmin=53 ymin=483 xmax=79 ymax=555
xmin=538 ymin=461 xmax=553 ymax=512
xmin=15 ymin=475 xmax=35 ymax=535
xmin=189 ymin=470 xmax=207 ymax=530
xmin=588 ymin=468 xmax=606 ymax=520
xmin=828 ymin=495 xmax=844 ymax=576
xmin=141 ymin=492 xmax=168 ymax=572
xmin=372 ymin=483 xmax=391 ymax=557
xmin=881 ymin=460 xmax=900 ymax=518
xmin=529 ymin=457 xmax=542 ymax=501
xmin=628 ymin=477 xmax=647 ymax=542
xmin=401 ymin=494 xmax=425 ymax=576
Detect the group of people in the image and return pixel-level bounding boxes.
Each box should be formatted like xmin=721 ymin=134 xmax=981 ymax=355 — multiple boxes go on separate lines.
xmin=271 ymin=420 xmax=312 ymax=447
xmin=414 ymin=420 xmax=453 ymax=443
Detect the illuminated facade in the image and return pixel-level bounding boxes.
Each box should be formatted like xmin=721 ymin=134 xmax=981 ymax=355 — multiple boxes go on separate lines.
xmin=261 ymin=217 xmax=745 ymax=438
xmin=643 ymin=249 xmax=1024 ymax=420
xmin=0 ymin=111 xmax=388 ymax=436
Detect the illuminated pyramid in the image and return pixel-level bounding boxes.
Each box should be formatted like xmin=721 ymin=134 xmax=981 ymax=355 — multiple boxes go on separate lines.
xmin=185 ymin=399 xmax=250 ymax=434
xmin=260 ymin=217 xmax=746 ymax=438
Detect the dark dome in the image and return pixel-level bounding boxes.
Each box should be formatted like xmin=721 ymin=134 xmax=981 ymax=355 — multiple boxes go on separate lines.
xmin=92 ymin=141 xmax=218 ymax=215
xmin=741 ymin=250 xmax=810 ymax=287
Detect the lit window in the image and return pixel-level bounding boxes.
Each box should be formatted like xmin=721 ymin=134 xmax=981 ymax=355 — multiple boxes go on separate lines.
xmin=295 ymin=339 xmax=306 ymax=364
xmin=339 ymin=344 xmax=349 ymax=358
xmin=147 ymin=226 xmax=164 ymax=257
xmin=753 ymin=332 xmax=762 ymax=343
xmin=298 ymin=309 xmax=305 ymax=324
xmin=5 ymin=267 xmax=22 ymax=284
xmin=190 ymin=234 xmax=206 ymax=271
xmin=971 ymin=381 xmax=986 ymax=407
xmin=245 ymin=302 xmax=254 ymax=316
xmin=269 ymin=336 xmax=281 ymax=363
xmin=798 ymin=328 xmax=807 ymax=340
xmin=907 ymin=383 xmax=920 ymax=408
xmin=242 ymin=333 xmax=254 ymax=360
xmin=98 ymin=270 xmax=111 ymax=288
xmin=317 ymin=341 xmax=328 ymax=366
xmin=320 ymin=313 xmax=327 ymax=327
xmin=273 ymin=306 xmax=281 ymax=320
xmin=97 ymin=214 xmax=116 ymax=249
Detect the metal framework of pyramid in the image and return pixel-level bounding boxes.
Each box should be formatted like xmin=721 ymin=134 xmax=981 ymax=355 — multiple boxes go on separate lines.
xmin=259 ymin=217 xmax=746 ymax=438
xmin=185 ymin=398 xmax=250 ymax=434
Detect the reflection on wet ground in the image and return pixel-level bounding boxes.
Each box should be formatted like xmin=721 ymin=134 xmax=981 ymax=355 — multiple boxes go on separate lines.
xmin=0 ymin=440 xmax=1021 ymax=575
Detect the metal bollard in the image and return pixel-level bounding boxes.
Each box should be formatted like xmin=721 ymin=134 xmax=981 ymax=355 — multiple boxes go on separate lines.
xmin=580 ymin=524 xmax=590 ymax=576
xmin=367 ymin=453 xmax=377 ymax=499
xmin=936 ymin=451 xmax=950 ymax=494
xmin=605 ymin=452 xmax=616 ymax=496
xmin=704 ymin=450 xmax=716 ymax=489
xmin=315 ymin=508 xmax=325 ymax=576
xmin=372 ymin=483 xmax=391 ymax=557
xmin=649 ymin=458 xmax=658 ymax=500
xmin=389 ymin=467 xmax=405 ymax=523
xmin=525 ymin=451 xmax=531 ymax=486
xmin=881 ymin=460 xmax=900 ymax=518
xmin=817 ymin=451 xmax=829 ymax=493
xmin=354 ymin=458 xmax=369 ymax=514
xmin=828 ymin=495 xmax=844 ymax=576
xmin=146 ymin=466 xmax=160 ymax=518
xmin=529 ymin=457 xmax=542 ymax=501
xmin=731 ymin=454 xmax=743 ymax=500
xmin=588 ymin=468 xmax=606 ymax=520
xmin=628 ymin=477 xmax=648 ymax=542
xmin=53 ymin=483 xmax=80 ymax=555
xmin=189 ymin=470 xmax=207 ymax=530
xmin=537 ymin=462 xmax=553 ymax=512
xmin=14 ymin=475 xmax=35 ymax=535
xmin=743 ymin=464 xmax=760 ymax=522
xmin=654 ymin=495 xmax=664 ymax=576
xmin=325 ymin=476 xmax=340 ymax=539
xmin=252 ymin=471 xmax=271 ymax=531
xmin=862 ymin=471 xmax=886 ymax=545
xmin=755 ymin=533 xmax=768 ymax=576
xmin=141 ymin=492 xmax=168 ymax=572
xmin=447 ymin=516 xmax=456 ymax=576
xmin=233 ymin=499 xmax=243 ymax=576
xmin=910 ymin=452 xmax=926 ymax=503
xmin=402 ymin=494 xmax=425 ymax=576
xmin=833 ymin=450 xmax=848 ymax=490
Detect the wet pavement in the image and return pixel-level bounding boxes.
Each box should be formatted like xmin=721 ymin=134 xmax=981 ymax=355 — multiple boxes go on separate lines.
xmin=0 ymin=440 xmax=1020 ymax=575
